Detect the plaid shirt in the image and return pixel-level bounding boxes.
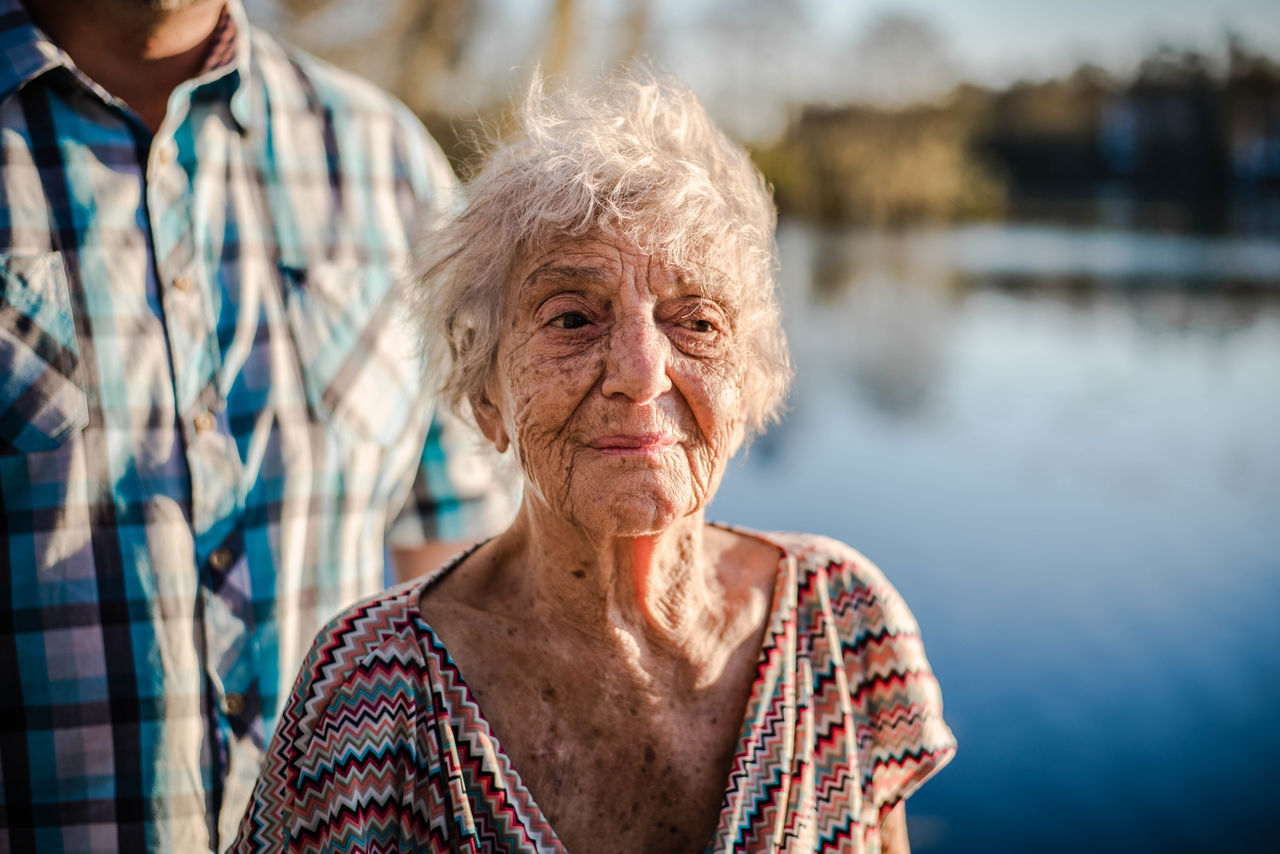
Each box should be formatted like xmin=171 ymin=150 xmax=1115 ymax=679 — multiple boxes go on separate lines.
xmin=0 ymin=1 xmax=508 ymax=850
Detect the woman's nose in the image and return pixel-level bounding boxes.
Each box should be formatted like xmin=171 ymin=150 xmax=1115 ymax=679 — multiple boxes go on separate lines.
xmin=600 ymin=315 xmax=672 ymax=404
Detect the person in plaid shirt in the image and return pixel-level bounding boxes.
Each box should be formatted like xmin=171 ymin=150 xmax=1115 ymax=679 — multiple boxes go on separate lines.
xmin=0 ymin=0 xmax=510 ymax=850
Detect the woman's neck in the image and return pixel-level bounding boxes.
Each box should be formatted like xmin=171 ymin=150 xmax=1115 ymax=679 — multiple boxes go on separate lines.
xmin=483 ymin=504 xmax=767 ymax=691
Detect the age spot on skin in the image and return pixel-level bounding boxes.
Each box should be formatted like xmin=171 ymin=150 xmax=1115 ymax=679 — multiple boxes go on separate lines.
xmin=571 ymin=569 xmax=586 ymax=579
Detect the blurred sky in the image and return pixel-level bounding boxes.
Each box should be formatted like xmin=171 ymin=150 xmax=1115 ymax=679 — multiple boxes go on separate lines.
xmin=469 ymin=0 xmax=1280 ymax=138
xmin=807 ymin=0 xmax=1280 ymax=80
xmin=251 ymin=0 xmax=1280 ymax=140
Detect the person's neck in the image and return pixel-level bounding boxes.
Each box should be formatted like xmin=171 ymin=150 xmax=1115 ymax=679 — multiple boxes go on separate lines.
xmin=24 ymin=0 xmax=226 ymax=133
xmin=493 ymin=503 xmax=752 ymax=690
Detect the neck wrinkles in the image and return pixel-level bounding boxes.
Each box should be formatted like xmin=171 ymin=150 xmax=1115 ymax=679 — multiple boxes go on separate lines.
xmin=498 ymin=503 xmax=751 ymax=690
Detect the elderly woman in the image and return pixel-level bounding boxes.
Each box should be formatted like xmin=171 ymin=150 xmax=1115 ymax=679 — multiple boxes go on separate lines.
xmin=235 ymin=68 xmax=955 ymax=854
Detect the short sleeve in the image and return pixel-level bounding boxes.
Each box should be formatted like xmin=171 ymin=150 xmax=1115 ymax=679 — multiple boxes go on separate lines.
xmin=820 ymin=542 xmax=957 ymax=822
xmin=386 ymin=406 xmax=515 ymax=548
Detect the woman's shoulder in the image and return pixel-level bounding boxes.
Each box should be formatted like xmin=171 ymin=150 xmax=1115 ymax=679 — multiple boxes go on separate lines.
xmin=718 ymin=524 xmax=922 ymax=633
xmin=289 ymin=580 xmax=431 ymax=705
xmin=750 ymin=528 xmax=874 ymax=564
xmin=718 ymin=525 xmax=894 ymax=586
xmin=311 ymin=578 xmax=425 ymax=646
xmin=302 ymin=543 xmax=479 ymax=677
xmin=236 ymin=581 xmax=438 ymax=850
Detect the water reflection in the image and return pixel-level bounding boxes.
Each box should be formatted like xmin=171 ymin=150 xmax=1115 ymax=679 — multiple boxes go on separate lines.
xmin=806 ymin=228 xmax=961 ymax=418
xmin=714 ymin=221 xmax=1280 ymax=853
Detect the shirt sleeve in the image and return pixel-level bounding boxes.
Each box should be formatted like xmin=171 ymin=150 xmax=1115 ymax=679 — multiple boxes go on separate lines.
xmin=821 ymin=541 xmax=957 ymax=824
xmin=386 ymin=406 xmax=515 ymax=548
xmin=382 ymin=101 xmax=516 ymax=549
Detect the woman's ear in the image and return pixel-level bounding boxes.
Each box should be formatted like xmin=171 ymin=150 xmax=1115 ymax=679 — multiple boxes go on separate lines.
xmin=469 ymin=388 xmax=510 ymax=453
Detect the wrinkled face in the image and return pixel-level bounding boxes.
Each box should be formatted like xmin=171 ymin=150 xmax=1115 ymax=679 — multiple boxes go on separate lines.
xmin=474 ymin=233 xmax=748 ymax=538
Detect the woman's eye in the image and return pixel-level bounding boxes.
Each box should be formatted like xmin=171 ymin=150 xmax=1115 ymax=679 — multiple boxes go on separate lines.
xmin=549 ymin=311 xmax=591 ymax=329
xmin=675 ymin=312 xmax=718 ymax=334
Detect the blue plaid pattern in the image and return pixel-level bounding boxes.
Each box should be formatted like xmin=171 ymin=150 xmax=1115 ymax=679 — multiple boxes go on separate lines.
xmin=0 ymin=1 xmax=508 ymax=850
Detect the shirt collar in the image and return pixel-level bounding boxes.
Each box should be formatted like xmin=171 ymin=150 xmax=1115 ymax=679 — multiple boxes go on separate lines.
xmin=181 ymin=0 xmax=260 ymax=135
xmin=199 ymin=3 xmax=238 ymax=77
xmin=0 ymin=0 xmax=65 ymax=104
xmin=222 ymin=0 xmax=260 ymax=134
xmin=0 ymin=0 xmax=260 ymax=134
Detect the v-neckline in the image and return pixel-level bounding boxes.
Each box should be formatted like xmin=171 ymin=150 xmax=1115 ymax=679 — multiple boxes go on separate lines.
xmin=411 ymin=524 xmax=797 ymax=853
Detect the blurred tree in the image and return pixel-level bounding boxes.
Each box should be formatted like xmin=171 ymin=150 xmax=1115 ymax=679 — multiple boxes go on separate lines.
xmin=618 ymin=0 xmax=651 ymax=63
xmin=270 ymin=0 xmax=475 ymax=117
xmin=754 ymin=97 xmax=1005 ymax=224
xmin=256 ymin=0 xmax=658 ymax=165
xmin=1225 ymin=35 xmax=1280 ymax=183
xmin=849 ymin=11 xmax=959 ymax=107
xmin=543 ymin=0 xmax=576 ymax=79
xmin=248 ymin=2 xmax=1279 ymax=230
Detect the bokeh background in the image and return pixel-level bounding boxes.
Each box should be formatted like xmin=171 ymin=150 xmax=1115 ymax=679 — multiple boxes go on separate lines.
xmin=245 ymin=1 xmax=1280 ymax=851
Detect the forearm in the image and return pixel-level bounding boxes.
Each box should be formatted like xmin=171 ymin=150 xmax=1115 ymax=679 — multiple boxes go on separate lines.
xmin=881 ymin=802 xmax=910 ymax=854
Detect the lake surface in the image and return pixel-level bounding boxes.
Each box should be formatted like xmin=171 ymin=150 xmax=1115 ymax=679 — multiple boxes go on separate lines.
xmin=708 ymin=222 xmax=1280 ymax=853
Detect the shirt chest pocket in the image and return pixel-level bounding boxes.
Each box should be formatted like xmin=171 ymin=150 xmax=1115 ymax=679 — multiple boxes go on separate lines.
xmin=280 ymin=262 xmax=423 ymax=448
xmin=0 ymin=252 xmax=88 ymax=455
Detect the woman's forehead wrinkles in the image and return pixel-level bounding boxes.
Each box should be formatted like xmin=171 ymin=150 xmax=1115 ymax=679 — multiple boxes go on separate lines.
xmin=525 ymin=263 xmax=612 ymax=287
xmin=514 ymin=243 xmax=741 ymax=309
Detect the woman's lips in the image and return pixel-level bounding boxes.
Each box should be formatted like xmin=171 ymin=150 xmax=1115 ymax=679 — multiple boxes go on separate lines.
xmin=588 ymin=433 xmax=679 ymax=455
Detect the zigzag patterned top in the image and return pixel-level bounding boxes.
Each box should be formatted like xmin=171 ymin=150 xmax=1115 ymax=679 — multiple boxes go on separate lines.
xmin=233 ymin=527 xmax=956 ymax=853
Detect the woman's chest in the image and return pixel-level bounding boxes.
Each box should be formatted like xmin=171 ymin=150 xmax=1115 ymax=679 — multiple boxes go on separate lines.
xmin=452 ymin=633 xmax=750 ymax=852
xmin=500 ymin=697 xmax=738 ymax=853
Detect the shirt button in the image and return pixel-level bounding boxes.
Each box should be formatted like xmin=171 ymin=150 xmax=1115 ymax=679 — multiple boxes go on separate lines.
xmin=209 ymin=547 xmax=233 ymax=571
xmin=193 ymin=411 xmax=216 ymax=433
xmin=223 ymin=692 xmax=245 ymax=716
xmin=173 ymin=274 xmax=194 ymax=292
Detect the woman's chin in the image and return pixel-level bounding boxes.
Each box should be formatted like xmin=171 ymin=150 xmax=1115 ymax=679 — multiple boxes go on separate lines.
xmin=572 ymin=489 xmax=697 ymax=539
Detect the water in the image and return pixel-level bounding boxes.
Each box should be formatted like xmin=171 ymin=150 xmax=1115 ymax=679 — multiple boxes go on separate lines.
xmin=709 ymin=222 xmax=1280 ymax=853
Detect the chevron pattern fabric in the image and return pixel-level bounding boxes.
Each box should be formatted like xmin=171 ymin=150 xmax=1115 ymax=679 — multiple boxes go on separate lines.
xmin=233 ymin=527 xmax=955 ymax=853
